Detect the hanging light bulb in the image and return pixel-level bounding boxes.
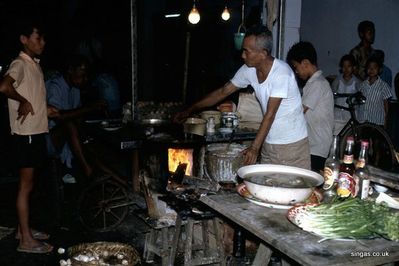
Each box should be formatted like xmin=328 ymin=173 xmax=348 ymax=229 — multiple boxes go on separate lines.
xmin=221 ymin=6 xmax=230 ymax=21
xmin=188 ymin=2 xmax=200 ymax=24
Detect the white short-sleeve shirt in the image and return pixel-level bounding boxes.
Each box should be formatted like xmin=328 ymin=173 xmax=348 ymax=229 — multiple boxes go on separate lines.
xmin=302 ymin=70 xmax=334 ymax=157
xmin=231 ymin=59 xmax=307 ymax=144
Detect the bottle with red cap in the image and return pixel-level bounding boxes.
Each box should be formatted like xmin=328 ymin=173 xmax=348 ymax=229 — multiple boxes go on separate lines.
xmin=354 ymin=140 xmax=370 ymax=199
xmin=337 ymin=136 xmax=355 ymax=197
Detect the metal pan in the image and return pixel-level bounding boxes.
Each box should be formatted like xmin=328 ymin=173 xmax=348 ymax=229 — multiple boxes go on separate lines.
xmin=135 ymin=118 xmax=171 ymax=125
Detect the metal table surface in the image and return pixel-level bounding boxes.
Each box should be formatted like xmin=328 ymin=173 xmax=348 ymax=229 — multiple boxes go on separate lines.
xmin=200 ymin=192 xmax=399 ymax=266
xmin=84 ymin=120 xmax=257 ymax=150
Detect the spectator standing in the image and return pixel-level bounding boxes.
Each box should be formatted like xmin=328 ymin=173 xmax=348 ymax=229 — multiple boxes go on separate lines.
xmin=287 ymin=41 xmax=334 ymax=173
xmin=0 ymin=19 xmax=55 ymax=253
xmin=373 ymin=49 xmax=393 ymax=88
xmin=358 ymin=57 xmax=392 ymax=127
xmin=331 ymin=54 xmax=361 ymax=134
xmin=350 ymin=20 xmax=375 ymax=81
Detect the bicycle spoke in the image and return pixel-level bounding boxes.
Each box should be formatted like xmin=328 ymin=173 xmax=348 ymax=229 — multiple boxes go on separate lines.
xmin=109 ymin=210 xmax=123 ymax=221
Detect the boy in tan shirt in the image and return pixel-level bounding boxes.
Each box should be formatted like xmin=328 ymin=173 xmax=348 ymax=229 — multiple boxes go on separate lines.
xmin=0 ymin=19 xmax=57 ymax=253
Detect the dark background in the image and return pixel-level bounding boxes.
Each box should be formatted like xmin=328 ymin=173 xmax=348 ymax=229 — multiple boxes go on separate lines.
xmin=0 ymin=0 xmax=263 ymax=172
xmin=0 ymin=0 xmax=263 ymax=104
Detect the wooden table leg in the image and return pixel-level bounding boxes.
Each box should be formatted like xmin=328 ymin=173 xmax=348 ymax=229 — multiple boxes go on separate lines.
xmin=252 ymin=243 xmax=272 ymax=266
xmin=132 ymin=149 xmax=140 ymax=192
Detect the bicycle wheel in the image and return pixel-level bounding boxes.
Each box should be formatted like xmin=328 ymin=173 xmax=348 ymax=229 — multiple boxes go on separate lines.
xmin=78 ymin=176 xmax=129 ymax=232
xmin=340 ymin=122 xmax=397 ymax=171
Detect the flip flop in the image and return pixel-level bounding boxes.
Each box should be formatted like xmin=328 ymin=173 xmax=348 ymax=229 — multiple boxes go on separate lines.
xmin=17 ymin=241 xmax=53 ymax=254
xmin=15 ymin=230 xmax=50 ymax=240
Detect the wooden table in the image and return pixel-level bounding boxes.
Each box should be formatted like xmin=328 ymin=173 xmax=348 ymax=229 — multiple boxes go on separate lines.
xmin=200 ymin=192 xmax=399 ymax=266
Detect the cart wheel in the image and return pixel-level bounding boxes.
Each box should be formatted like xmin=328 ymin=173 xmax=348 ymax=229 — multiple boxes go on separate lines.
xmin=78 ymin=177 xmax=129 ymax=232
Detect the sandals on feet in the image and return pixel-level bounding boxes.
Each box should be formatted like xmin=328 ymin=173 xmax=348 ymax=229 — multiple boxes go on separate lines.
xmin=17 ymin=241 xmax=53 ymax=254
xmin=15 ymin=230 xmax=50 ymax=240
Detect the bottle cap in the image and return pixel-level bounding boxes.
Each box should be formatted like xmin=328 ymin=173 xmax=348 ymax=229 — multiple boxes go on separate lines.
xmin=346 ymin=136 xmax=354 ymax=143
xmin=361 ymin=140 xmax=369 ymax=147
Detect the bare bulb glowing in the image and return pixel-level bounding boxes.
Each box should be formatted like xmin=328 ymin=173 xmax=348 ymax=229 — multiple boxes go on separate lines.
xmin=188 ymin=7 xmax=200 ymax=24
xmin=221 ymin=7 xmax=230 ymax=21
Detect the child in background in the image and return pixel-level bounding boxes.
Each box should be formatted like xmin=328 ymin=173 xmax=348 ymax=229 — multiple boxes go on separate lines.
xmin=0 ymin=19 xmax=55 ymax=253
xmin=350 ymin=20 xmax=375 ymax=80
xmin=331 ymin=54 xmax=361 ymax=134
xmin=373 ymin=49 xmax=392 ymax=88
xmin=358 ymin=57 xmax=392 ymax=127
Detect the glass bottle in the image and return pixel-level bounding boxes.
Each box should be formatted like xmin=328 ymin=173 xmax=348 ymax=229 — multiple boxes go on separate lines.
xmin=322 ymin=135 xmax=340 ymax=201
xmin=206 ymin=117 xmax=216 ymax=135
xmin=354 ymin=140 xmax=370 ymax=199
xmin=337 ymin=136 xmax=355 ymax=198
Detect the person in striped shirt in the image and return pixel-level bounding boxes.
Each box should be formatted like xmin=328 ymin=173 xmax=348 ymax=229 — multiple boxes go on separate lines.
xmin=358 ymin=56 xmax=392 ymax=127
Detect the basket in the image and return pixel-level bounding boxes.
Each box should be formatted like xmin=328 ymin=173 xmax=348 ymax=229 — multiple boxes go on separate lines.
xmin=68 ymin=242 xmax=140 ymax=266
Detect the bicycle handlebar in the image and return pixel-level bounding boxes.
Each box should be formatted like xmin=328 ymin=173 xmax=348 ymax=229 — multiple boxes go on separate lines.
xmin=333 ymin=91 xmax=366 ymax=108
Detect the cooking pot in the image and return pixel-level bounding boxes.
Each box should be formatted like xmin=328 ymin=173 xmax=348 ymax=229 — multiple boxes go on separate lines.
xmin=183 ymin=117 xmax=207 ymax=136
xmin=200 ymin=110 xmax=221 ymax=125
xmin=205 ymin=143 xmax=246 ymax=183
xmin=237 ymin=164 xmax=324 ymax=205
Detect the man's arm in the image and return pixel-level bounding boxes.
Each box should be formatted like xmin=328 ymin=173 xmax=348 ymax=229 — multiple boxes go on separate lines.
xmin=174 ymin=81 xmax=237 ymax=122
xmin=55 ymin=100 xmax=107 ymax=121
xmin=242 ymin=97 xmax=282 ymax=165
xmin=0 ymin=75 xmax=34 ymax=124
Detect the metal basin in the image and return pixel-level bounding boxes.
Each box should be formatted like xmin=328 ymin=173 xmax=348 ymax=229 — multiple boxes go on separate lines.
xmin=237 ymin=164 xmax=324 ymax=205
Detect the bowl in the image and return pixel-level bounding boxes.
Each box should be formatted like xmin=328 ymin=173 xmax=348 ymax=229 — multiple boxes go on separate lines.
xmin=373 ymin=183 xmax=388 ymax=193
xmin=183 ymin=117 xmax=207 ymax=136
xmin=237 ymin=164 xmax=324 ymax=205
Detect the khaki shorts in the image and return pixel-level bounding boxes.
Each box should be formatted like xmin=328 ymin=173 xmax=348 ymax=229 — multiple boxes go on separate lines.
xmin=261 ymin=137 xmax=311 ymax=170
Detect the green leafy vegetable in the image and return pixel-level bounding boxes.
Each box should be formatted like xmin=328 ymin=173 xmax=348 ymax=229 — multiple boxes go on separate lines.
xmin=293 ymin=198 xmax=399 ymax=241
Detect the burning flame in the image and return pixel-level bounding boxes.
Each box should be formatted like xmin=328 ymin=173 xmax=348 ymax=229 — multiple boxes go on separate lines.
xmin=168 ymin=148 xmax=193 ymax=176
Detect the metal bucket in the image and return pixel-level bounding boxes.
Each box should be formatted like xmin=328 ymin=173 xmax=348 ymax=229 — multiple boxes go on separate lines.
xmin=205 ymin=143 xmax=246 ymax=183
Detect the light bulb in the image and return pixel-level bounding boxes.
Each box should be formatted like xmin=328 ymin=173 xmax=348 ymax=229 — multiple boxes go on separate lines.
xmin=221 ymin=7 xmax=230 ymax=21
xmin=188 ymin=6 xmax=200 ymax=24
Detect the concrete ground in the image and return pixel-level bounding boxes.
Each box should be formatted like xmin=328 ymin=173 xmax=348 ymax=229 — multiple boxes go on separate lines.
xmin=0 ymin=138 xmax=259 ymax=266
xmin=0 ymin=175 xmax=150 ymax=266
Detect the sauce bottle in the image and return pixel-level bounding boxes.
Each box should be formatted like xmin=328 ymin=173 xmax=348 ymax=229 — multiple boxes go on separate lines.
xmin=322 ymin=135 xmax=340 ymax=201
xmin=354 ymin=140 xmax=370 ymax=199
xmin=337 ymin=136 xmax=355 ymax=197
